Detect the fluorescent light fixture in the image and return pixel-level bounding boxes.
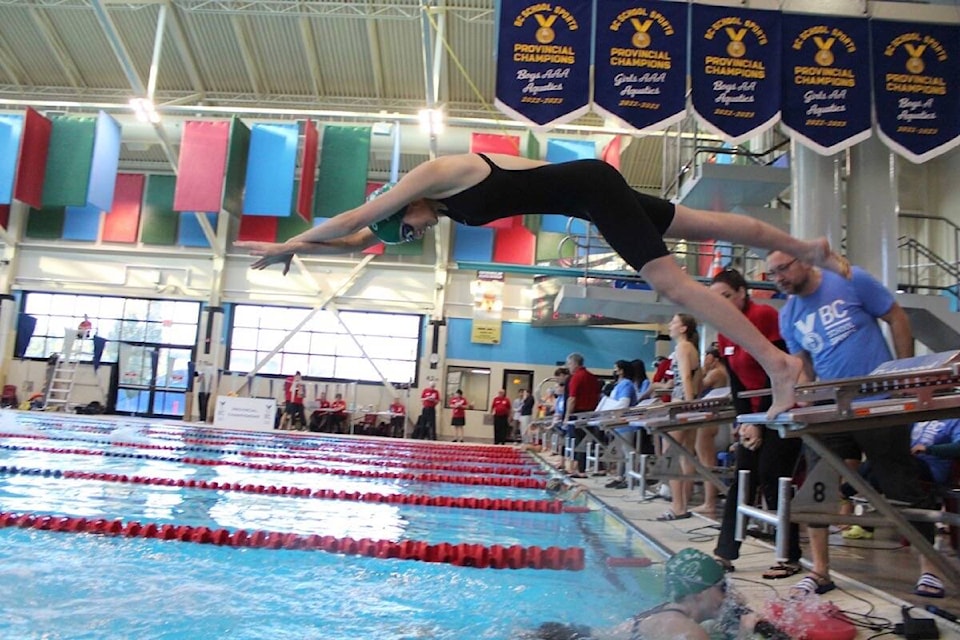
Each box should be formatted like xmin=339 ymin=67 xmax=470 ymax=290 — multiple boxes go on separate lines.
xmin=129 ymin=97 xmax=161 ymax=124
xmin=418 ymin=108 xmax=444 ymax=135
xmin=470 ymin=369 xmax=490 ymax=374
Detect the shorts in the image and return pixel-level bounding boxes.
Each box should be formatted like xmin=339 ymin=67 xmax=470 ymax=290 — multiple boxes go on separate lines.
xmin=451 ymin=417 xmax=465 ymax=426
xmin=284 ymin=402 xmax=303 ymax=414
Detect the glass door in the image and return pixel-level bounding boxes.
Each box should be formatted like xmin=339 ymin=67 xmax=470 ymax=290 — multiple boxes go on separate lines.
xmin=116 ymin=344 xmax=193 ymax=417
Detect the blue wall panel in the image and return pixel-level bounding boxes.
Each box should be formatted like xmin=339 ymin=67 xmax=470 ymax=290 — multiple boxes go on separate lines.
xmin=445 ymin=318 xmax=656 ymax=369
xmin=62 ymin=204 xmax=101 ymax=241
xmin=0 ymin=114 xmax=24 ymax=205
xmin=87 ymin=112 xmax=122 ymax=211
xmin=178 ymin=212 xmax=218 ymax=247
xmin=452 ymin=225 xmax=495 ymax=262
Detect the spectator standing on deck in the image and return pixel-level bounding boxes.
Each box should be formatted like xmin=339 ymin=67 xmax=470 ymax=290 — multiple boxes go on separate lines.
xmin=518 ymin=389 xmax=535 ymax=444
xmin=563 ymin=352 xmax=600 ymax=477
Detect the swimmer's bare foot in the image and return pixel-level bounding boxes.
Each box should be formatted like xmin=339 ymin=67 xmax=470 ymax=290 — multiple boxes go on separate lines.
xmin=766 ymin=355 xmax=803 ymax=419
xmin=805 ymin=237 xmax=851 ymax=279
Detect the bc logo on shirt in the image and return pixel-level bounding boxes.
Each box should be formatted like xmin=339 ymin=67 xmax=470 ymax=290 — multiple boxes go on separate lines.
xmin=795 ymin=313 xmax=825 ymax=355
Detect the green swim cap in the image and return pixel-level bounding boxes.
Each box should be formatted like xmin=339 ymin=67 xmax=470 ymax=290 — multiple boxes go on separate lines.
xmin=664 ymin=548 xmax=725 ymax=601
xmin=367 ymin=183 xmax=412 ymax=244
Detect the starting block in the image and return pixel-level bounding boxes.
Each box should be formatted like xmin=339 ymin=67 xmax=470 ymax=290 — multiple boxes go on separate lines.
xmin=739 ymin=350 xmax=960 ymax=586
xmin=570 ymin=389 xmax=737 ymax=498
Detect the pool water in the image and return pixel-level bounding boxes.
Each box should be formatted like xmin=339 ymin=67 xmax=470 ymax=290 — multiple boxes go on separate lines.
xmin=0 ymin=412 xmax=663 ymax=639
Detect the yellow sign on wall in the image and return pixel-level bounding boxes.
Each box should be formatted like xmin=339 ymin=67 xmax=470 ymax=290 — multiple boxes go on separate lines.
xmin=471 ymin=271 xmax=504 ymax=344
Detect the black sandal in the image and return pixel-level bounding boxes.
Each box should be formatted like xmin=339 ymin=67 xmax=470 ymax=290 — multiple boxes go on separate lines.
xmin=763 ymin=561 xmax=802 ymax=580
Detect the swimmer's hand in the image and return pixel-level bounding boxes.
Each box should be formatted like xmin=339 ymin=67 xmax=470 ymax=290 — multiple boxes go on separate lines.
xmin=235 ymin=241 xmax=295 ymax=275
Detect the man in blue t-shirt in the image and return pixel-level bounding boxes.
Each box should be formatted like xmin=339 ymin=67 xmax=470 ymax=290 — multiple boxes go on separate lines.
xmin=768 ymin=251 xmax=943 ymax=599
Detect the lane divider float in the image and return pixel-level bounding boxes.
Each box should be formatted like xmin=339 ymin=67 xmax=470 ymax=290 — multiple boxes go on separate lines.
xmin=0 ymin=445 xmax=548 ymax=489
xmin=0 ymin=465 xmax=563 ymax=513
xmin=0 ymin=510 xmax=585 ymax=570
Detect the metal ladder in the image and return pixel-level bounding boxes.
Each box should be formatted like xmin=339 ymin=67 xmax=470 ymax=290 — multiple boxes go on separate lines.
xmin=43 ymin=330 xmax=86 ymax=411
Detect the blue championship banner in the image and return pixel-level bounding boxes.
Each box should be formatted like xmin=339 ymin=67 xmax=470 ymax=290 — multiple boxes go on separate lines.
xmin=690 ymin=4 xmax=781 ymax=144
xmin=495 ymin=1 xmax=592 ymax=128
xmin=593 ymin=0 xmax=688 ymax=132
xmin=871 ymin=20 xmax=960 ymax=164
xmin=780 ymin=14 xmax=871 ymax=155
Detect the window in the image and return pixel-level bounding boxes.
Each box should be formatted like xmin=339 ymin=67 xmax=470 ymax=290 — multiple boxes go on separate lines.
xmin=227 ymin=305 xmax=421 ymax=384
xmin=20 ymin=293 xmax=201 ymax=362
xmin=445 ymin=366 xmax=490 ymax=410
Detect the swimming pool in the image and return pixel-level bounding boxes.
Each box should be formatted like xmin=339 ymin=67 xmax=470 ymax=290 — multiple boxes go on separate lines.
xmin=0 ymin=412 xmax=664 ymax=639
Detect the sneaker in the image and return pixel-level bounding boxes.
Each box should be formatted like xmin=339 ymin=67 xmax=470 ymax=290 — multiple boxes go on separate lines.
xmin=841 ymin=524 xmax=874 ymax=540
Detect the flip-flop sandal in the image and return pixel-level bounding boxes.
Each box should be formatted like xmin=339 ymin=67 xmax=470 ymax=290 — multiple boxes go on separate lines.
xmin=914 ymin=572 xmax=945 ymax=599
xmin=655 ymin=510 xmax=692 ymax=522
xmin=789 ymin=573 xmax=835 ymax=598
xmin=763 ymin=562 xmax=802 ymax=580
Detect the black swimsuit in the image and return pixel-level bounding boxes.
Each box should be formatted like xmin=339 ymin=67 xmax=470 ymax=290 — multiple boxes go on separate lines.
xmin=437 ymin=153 xmax=676 ymax=270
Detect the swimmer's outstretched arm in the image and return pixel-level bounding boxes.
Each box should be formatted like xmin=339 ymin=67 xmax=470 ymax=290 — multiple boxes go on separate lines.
xmin=236 ymin=230 xmax=381 ymax=274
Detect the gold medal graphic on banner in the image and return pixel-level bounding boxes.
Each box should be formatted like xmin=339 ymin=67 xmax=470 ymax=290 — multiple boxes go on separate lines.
xmin=535 ymin=13 xmax=557 ymax=44
xmin=630 ymin=18 xmax=653 ymax=49
xmin=813 ymin=36 xmax=835 ymax=67
xmin=904 ymin=43 xmax=927 ymax=74
xmin=725 ymin=27 xmax=747 ymax=58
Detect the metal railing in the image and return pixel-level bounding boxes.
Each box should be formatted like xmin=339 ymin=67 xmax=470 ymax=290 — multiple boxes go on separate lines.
xmin=898 ymin=236 xmax=960 ymax=305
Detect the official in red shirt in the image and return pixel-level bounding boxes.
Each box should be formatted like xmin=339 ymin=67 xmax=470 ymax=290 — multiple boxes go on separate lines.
xmin=282 ymin=371 xmax=306 ymax=430
xmin=564 ymin=352 xmax=600 ymax=474
xmin=491 ymin=389 xmax=513 ymax=445
xmin=419 ymin=381 xmax=441 ymax=440
xmin=329 ymin=393 xmax=347 ymax=434
xmin=449 ymin=390 xmax=469 ymax=443
xmin=389 ymin=397 xmax=406 ymax=438
xmin=307 ymin=391 xmax=331 ymax=432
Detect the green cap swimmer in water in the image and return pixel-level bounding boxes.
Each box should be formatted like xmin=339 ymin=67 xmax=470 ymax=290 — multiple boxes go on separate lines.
xmin=664 ymin=547 xmax=727 ymax=602
xmin=526 ymin=549 xmax=756 ymax=640
xmin=624 ymin=548 xmax=765 ymax=640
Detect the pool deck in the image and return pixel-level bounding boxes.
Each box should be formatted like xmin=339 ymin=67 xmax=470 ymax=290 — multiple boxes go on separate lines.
xmin=532 ymin=446 xmax=960 ymax=640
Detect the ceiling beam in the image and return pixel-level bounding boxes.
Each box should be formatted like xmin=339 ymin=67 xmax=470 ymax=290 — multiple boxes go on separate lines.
xmin=27 ymin=7 xmax=84 ymax=88
xmin=161 ymin=0 xmax=206 ymax=97
xmin=364 ymin=6 xmax=386 ymax=100
xmin=297 ymin=17 xmax=325 ymax=99
xmin=0 ymin=38 xmax=31 ymax=90
xmin=90 ymin=0 xmax=147 ymax=95
xmin=229 ymin=14 xmax=264 ymax=99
